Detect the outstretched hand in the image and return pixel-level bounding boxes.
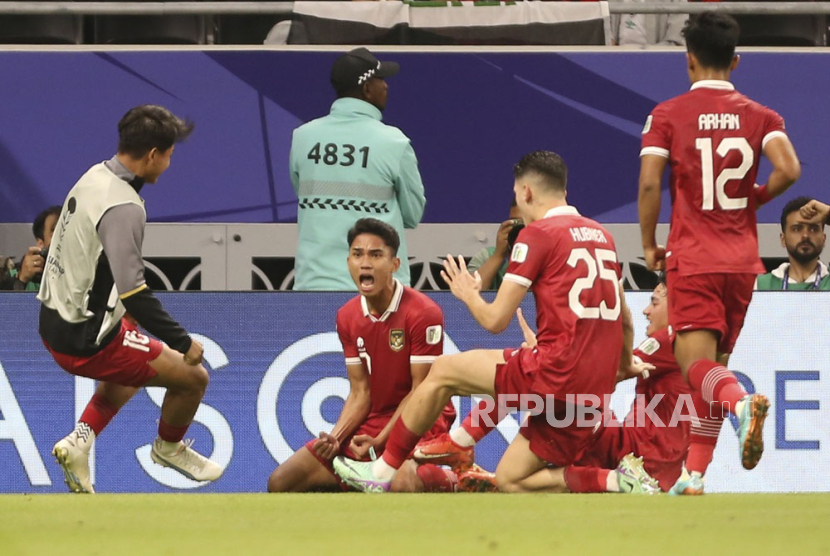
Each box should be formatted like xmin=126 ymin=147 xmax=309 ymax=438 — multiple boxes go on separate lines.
xmin=616 ymin=355 xmax=656 ymax=383
xmin=441 ymin=255 xmax=482 ymax=303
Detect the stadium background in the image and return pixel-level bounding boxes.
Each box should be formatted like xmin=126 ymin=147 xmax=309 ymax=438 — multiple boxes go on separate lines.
xmin=1 ymin=49 xmax=827 ymax=226
xmin=1 ymin=291 xmax=826 ymax=493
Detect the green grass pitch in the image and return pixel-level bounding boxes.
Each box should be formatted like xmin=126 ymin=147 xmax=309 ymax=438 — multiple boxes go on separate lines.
xmin=1 ymin=493 xmax=828 ymax=555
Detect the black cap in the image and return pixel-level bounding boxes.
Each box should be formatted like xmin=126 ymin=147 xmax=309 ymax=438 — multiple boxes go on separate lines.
xmin=330 ymin=48 xmax=400 ymax=95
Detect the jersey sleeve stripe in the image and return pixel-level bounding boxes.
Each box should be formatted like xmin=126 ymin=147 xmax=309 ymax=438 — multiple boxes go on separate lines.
xmin=639 ymin=146 xmax=670 ymax=158
xmin=119 ymin=283 xmax=148 ymax=299
xmin=503 ymin=273 xmax=532 ymax=288
xmin=345 ymin=357 xmax=361 ymax=365
xmin=761 ymin=130 xmax=788 ymax=149
xmin=410 ymin=355 xmax=437 ymax=364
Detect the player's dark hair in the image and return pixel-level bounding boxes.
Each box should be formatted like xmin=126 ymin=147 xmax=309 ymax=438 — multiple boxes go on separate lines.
xmin=347 ymin=218 xmax=400 ymax=255
xmin=657 ymin=272 xmax=667 ymax=289
xmin=32 ymin=205 xmax=62 ymax=241
xmin=513 ymin=150 xmax=568 ymax=193
xmin=117 ymin=105 xmax=194 ymax=159
xmin=780 ymin=196 xmax=822 ymax=231
xmin=683 ymin=13 xmax=740 ymax=70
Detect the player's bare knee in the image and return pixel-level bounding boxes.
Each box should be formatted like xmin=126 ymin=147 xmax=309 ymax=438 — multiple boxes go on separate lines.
xmin=430 ymin=355 xmax=461 ymax=386
xmin=267 ymin=468 xmax=289 ymax=493
xmin=186 ymin=365 xmax=209 ymax=394
xmin=494 ymin=473 xmax=521 ymax=493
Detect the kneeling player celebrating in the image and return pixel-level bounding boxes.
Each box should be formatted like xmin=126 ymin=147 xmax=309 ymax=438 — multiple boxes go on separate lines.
xmin=333 ymin=151 xmax=655 ymax=493
xmin=425 ymin=279 xmax=710 ymax=494
xmin=267 ymin=219 xmax=456 ymax=492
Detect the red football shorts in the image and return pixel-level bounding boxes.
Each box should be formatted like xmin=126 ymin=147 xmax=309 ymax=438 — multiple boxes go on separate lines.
xmin=666 ymin=270 xmax=755 ymax=354
xmin=44 ymin=318 xmax=163 ymax=387
xmin=495 ymin=347 xmax=601 ymax=467
xmin=306 ymin=406 xmax=455 ymax=487
xmin=573 ymin=425 xmax=684 ymax=492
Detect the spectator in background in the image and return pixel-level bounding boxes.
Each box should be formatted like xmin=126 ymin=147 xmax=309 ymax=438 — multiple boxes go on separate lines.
xmin=610 ymin=0 xmax=688 ymax=46
xmin=756 ymin=197 xmax=829 ymax=290
xmin=290 ymin=48 xmax=426 ymax=291
xmin=0 ymin=206 xmax=61 ymax=291
xmin=467 ymin=200 xmax=523 ymax=290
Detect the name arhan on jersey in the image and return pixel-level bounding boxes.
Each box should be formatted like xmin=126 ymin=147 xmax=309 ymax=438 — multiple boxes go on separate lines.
xmin=569 ymin=227 xmax=608 ymax=244
xmin=698 ymin=113 xmax=740 ymax=131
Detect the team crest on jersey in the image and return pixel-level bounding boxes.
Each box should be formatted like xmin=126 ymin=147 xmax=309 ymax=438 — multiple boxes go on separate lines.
xmin=511 ymin=243 xmax=528 ymax=263
xmin=426 ymin=325 xmax=442 ymax=345
xmin=642 ymin=115 xmax=652 ymax=134
xmin=389 ymin=329 xmax=405 ymax=352
xmin=637 ymin=337 xmax=660 ymax=356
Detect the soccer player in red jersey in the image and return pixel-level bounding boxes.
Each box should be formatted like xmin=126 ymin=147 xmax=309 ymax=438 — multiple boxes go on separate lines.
xmin=638 ymin=12 xmax=801 ymax=486
xmin=333 ymin=151 xmax=657 ymax=493
xmin=420 ymin=278 xmax=704 ymax=494
xmin=267 ymin=218 xmax=457 ymax=493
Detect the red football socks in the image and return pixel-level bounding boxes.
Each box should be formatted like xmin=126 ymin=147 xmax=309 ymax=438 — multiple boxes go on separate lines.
xmin=158 ymin=419 xmax=190 ymax=443
xmin=462 ymin=399 xmax=501 ymax=442
xmin=564 ymin=466 xmax=609 ymax=493
xmin=79 ymin=393 xmax=119 ymax=436
xmin=687 ymin=359 xmax=746 ymax=414
xmin=686 ymin=391 xmax=723 ymax=474
xmin=381 ymin=418 xmax=424 ymax=470
xmin=416 ymin=464 xmax=458 ymax=492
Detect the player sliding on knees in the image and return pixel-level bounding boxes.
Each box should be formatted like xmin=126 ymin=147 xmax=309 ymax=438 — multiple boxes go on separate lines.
xmin=267 ymin=218 xmax=457 ymax=493
xmin=334 ymin=151 xmax=657 ymax=494
xmin=40 ymin=106 xmax=223 ymax=493
xmin=638 ymin=13 xmax=801 ymax=493
xmin=420 ymin=278 xmax=712 ymax=494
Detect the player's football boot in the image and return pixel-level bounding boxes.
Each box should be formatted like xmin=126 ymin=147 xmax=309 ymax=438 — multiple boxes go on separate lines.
xmin=332 ymin=457 xmax=391 ymax=493
xmin=150 ymin=438 xmax=224 ymax=482
xmin=615 ymin=453 xmax=661 ymax=494
xmin=52 ymin=432 xmax=94 ymax=494
xmin=737 ymin=393 xmax=770 ymax=470
xmin=457 ymin=464 xmax=499 ymax=493
xmin=668 ymin=468 xmax=705 ymax=496
xmin=412 ymin=433 xmax=475 ymax=472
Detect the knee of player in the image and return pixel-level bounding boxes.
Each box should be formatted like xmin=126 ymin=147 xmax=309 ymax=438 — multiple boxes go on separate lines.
xmin=428 ymin=356 xmax=458 ymax=386
xmin=494 ymin=469 xmax=520 ymax=493
xmin=189 ymin=365 xmax=210 ymax=393
xmin=267 ymin=469 xmax=287 ymax=493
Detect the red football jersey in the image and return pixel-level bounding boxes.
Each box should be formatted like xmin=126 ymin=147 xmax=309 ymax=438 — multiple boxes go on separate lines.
xmin=641 ymin=80 xmax=786 ymax=275
xmin=503 ymin=206 xmax=623 ymax=404
xmin=625 ymin=328 xmax=692 ymax=467
xmin=336 ymin=281 xmax=449 ymax=417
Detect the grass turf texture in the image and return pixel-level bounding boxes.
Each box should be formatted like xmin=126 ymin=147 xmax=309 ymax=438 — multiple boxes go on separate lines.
xmin=1 ymin=493 xmax=828 ymax=555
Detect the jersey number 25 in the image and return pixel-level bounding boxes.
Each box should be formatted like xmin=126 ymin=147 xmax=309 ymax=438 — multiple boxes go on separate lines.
xmin=567 ymin=248 xmax=620 ymax=321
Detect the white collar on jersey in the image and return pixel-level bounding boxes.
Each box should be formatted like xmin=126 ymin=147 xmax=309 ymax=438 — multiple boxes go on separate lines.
xmin=690 ymin=80 xmax=735 ymax=91
xmin=361 ymin=278 xmax=404 ymax=322
xmin=543 ymin=205 xmax=580 ymax=219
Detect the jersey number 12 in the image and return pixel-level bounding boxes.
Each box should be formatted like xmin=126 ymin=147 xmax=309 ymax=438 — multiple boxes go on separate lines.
xmin=695 ymin=137 xmax=752 ymax=211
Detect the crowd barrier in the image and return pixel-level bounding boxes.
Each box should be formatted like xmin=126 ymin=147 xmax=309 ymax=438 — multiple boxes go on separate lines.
xmin=0 ymin=291 xmax=826 ymax=493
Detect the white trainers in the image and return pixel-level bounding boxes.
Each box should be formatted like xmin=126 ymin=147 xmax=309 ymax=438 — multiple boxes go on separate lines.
xmin=52 ymin=432 xmax=94 ymax=494
xmin=150 ymin=438 xmax=224 ymax=482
